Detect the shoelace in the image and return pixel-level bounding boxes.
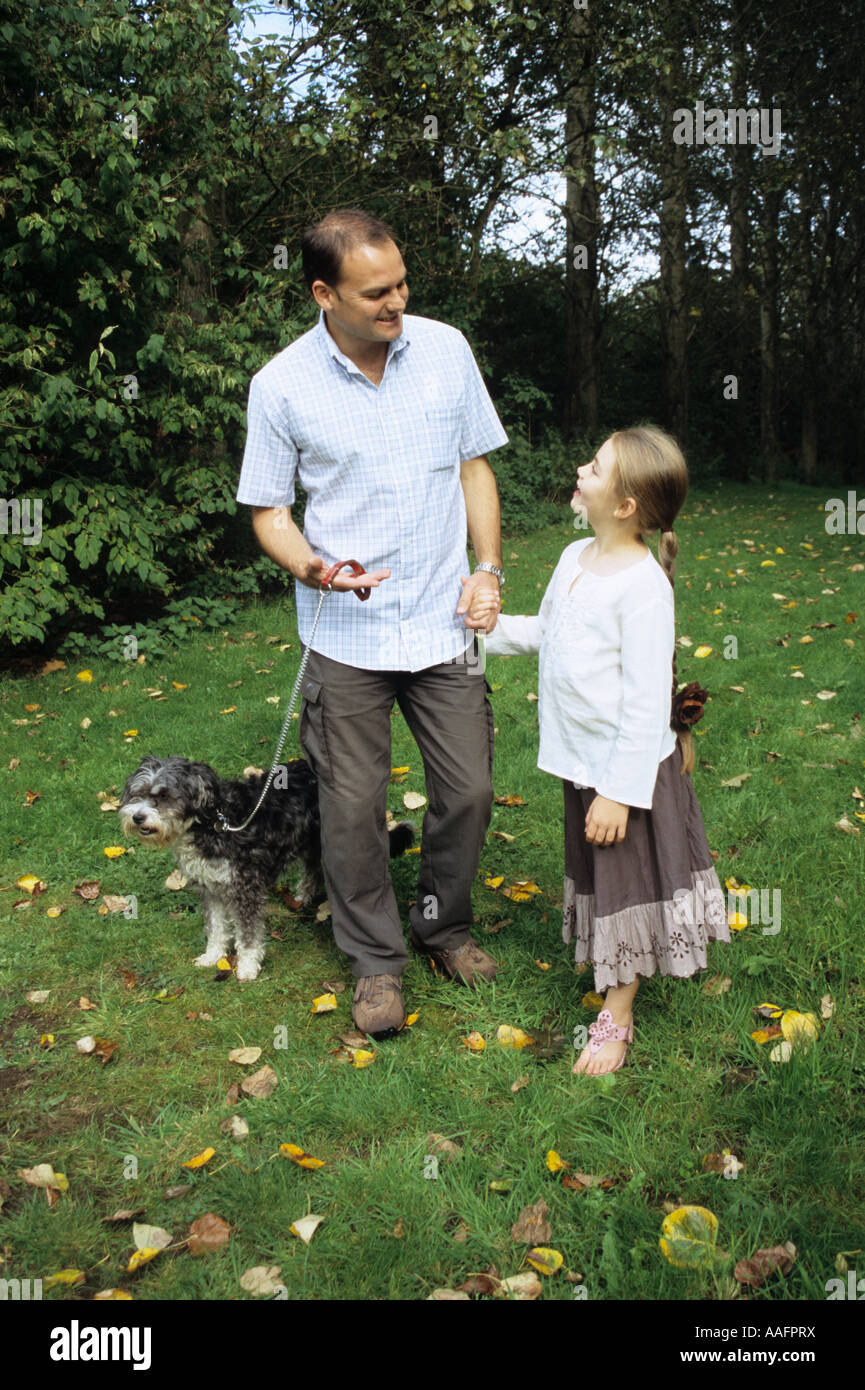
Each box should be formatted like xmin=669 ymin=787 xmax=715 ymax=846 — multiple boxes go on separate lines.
xmin=355 ymin=974 xmax=401 ymax=1002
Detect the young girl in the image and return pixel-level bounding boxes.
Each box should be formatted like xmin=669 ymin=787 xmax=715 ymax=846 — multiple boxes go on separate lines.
xmin=475 ymin=425 xmax=729 ymax=1077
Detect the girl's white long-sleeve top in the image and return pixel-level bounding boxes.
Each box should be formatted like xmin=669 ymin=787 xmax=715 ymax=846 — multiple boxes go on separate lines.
xmin=485 ymin=536 xmax=677 ymax=809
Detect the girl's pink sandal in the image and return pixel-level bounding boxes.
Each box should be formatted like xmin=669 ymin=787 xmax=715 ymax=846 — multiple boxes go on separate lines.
xmin=574 ymin=1008 xmax=634 ymax=1075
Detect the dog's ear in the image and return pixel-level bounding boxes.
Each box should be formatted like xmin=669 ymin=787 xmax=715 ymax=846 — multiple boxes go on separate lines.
xmin=184 ymin=762 xmax=221 ymax=812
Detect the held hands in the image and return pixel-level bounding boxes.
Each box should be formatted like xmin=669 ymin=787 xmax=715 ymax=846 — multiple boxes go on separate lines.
xmin=300 ymin=555 xmax=391 ymax=592
xmin=585 ymin=795 xmax=629 ymax=846
xmin=457 ymin=571 xmax=501 ymax=632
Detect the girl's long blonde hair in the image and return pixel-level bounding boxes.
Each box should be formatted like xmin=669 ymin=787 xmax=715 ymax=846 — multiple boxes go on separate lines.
xmin=608 ymin=425 xmax=694 ymax=775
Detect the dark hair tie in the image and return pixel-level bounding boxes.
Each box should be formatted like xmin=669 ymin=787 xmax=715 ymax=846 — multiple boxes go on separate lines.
xmin=671 ymin=680 xmax=709 ymax=732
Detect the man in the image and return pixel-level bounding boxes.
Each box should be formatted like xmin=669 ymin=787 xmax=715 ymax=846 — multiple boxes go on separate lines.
xmin=236 ymin=208 xmax=507 ymax=1038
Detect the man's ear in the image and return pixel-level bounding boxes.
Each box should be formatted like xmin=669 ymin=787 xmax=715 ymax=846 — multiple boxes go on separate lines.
xmin=311 ymin=279 xmax=336 ymax=311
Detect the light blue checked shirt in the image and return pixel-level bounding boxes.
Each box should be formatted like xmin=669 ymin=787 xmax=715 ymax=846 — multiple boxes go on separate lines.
xmin=236 ymin=311 xmax=508 ymax=670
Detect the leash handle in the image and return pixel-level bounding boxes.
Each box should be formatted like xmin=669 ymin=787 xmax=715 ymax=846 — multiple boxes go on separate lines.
xmin=321 ymin=558 xmax=371 ymax=600
xmin=215 ymin=558 xmax=369 ymax=833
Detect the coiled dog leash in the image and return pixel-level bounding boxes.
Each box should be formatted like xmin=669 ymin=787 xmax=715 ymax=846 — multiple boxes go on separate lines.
xmin=215 ymin=560 xmax=370 ymax=833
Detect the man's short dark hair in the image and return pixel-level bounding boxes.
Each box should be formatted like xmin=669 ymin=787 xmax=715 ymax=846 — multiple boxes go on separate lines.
xmin=300 ymin=208 xmax=400 ymax=290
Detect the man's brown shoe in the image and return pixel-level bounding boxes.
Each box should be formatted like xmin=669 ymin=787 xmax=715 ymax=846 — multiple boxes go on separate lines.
xmin=409 ymin=929 xmax=499 ymax=985
xmin=352 ymin=973 xmax=406 ymax=1038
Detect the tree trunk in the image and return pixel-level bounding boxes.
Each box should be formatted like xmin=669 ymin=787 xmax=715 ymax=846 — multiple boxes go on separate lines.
xmin=562 ymin=3 xmax=599 ymax=440
xmin=758 ymin=177 xmax=781 ymax=480
xmin=659 ymin=77 xmax=688 ymax=445
xmin=798 ymin=169 xmax=818 ymax=483
xmin=728 ymin=0 xmax=750 ymax=478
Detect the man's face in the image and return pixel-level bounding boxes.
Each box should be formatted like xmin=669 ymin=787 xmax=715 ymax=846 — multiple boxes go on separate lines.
xmin=312 ymin=240 xmax=409 ymax=346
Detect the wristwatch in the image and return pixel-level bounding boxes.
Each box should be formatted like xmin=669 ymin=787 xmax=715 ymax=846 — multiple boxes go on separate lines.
xmin=474 ymin=561 xmax=505 ymax=587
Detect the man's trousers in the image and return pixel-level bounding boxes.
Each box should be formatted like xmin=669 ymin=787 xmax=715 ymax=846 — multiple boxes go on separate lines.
xmin=297 ymin=645 xmax=495 ymax=977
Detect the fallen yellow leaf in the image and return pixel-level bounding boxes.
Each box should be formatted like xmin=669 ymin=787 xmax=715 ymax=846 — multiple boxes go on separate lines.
xmin=181 ymin=1147 xmax=215 ymax=1170
xmin=659 ymin=1205 xmax=719 ymax=1269
xmin=127 ymin=1247 xmax=160 ymax=1272
xmin=44 ymin=1269 xmax=85 ymax=1288
xmin=495 ymin=1024 xmax=535 ymax=1049
xmin=279 ymin=1142 xmax=325 ymax=1169
xmin=311 ymin=992 xmax=338 ymax=1014
xmin=526 ymin=1246 xmax=563 ymax=1276
xmin=16 ymin=874 xmax=46 ymax=895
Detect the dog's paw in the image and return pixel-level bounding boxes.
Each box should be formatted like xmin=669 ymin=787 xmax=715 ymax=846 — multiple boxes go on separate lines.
xmin=193 ymin=952 xmax=223 ymax=968
xmin=236 ymin=960 xmax=262 ymax=983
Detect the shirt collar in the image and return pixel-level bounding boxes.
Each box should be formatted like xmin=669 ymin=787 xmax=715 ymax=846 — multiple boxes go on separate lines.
xmin=316 ymin=308 xmax=409 ymax=375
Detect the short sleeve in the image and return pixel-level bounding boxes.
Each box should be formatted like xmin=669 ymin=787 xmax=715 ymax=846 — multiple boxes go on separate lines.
xmin=457 ymin=333 xmax=509 ymax=462
xmin=236 ymin=373 xmax=300 ymax=508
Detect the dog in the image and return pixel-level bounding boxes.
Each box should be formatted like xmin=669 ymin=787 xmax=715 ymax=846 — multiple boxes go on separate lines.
xmin=118 ymin=755 xmax=415 ymax=981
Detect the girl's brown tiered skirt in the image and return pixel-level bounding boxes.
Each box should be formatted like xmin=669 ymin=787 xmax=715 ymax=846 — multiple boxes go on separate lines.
xmin=562 ymin=742 xmax=730 ymax=992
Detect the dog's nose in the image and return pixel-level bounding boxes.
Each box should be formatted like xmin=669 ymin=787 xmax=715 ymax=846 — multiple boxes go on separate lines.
xmin=132 ymin=812 xmax=147 ymax=825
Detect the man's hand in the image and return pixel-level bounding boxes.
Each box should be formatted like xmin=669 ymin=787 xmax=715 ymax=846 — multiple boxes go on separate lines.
xmin=299 ymin=555 xmax=391 ymax=592
xmin=584 ymin=795 xmax=629 ymax=846
xmin=457 ymin=571 xmax=500 ymax=632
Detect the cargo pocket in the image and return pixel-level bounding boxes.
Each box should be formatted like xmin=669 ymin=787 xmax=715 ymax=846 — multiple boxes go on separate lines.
xmin=483 ymin=681 xmax=496 ymax=782
xmin=299 ymin=676 xmax=332 ymax=786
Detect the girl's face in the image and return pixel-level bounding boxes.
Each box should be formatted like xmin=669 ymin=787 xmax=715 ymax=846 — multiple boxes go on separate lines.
xmin=571 ymin=438 xmax=618 ymax=519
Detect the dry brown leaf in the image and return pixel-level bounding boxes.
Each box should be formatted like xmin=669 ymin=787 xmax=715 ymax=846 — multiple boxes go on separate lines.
xmin=425 ymin=1134 xmax=463 ymax=1161
xmin=79 ymin=996 xmax=98 ymax=1011
xmin=100 ymin=895 xmax=127 ymax=917
xmin=228 ymin=1046 xmax=262 ymax=1065
xmin=510 ymin=1199 xmax=551 ymax=1245
xmin=187 ymin=1212 xmax=231 ymax=1256
xmin=495 ymin=1271 xmax=543 ymax=1300
xmin=702 ymin=1151 xmax=746 ymax=1177
xmin=74 ymin=881 xmax=101 ymax=901
xmin=702 ymin=974 xmax=732 ymax=996
xmin=219 ymin=1115 xmax=249 ymax=1140
xmin=734 ymin=1242 xmax=796 ymax=1286
xmin=240 ymin=1265 xmax=283 ymax=1296
xmin=562 ymin=1171 xmax=615 ymax=1191
xmin=241 ymin=1065 xmax=277 ymax=1098
xmin=102 ymin=1208 xmax=146 ymax=1223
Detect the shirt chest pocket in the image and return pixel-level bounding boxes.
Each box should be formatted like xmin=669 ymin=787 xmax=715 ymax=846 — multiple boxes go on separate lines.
xmin=422 ymin=393 xmax=462 ymax=470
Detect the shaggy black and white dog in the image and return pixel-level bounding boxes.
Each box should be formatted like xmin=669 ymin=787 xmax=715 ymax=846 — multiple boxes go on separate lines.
xmin=119 ymin=755 xmax=414 ymax=982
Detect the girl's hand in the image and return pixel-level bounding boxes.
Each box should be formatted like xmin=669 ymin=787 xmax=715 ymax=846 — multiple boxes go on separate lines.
xmin=457 ymin=573 xmax=501 ymax=632
xmin=585 ymin=795 xmax=629 ymax=846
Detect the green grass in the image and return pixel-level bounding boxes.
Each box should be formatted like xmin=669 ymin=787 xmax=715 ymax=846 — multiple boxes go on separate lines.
xmin=1 ymin=480 xmax=864 ymax=1301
